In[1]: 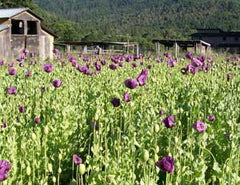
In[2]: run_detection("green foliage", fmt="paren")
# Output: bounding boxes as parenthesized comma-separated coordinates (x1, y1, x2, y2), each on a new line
(0, 0, 32, 7)
(33, 0, 240, 38)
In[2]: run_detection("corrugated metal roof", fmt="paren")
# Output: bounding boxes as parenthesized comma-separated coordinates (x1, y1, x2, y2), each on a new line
(0, 7, 29, 18)
(0, 25, 9, 32)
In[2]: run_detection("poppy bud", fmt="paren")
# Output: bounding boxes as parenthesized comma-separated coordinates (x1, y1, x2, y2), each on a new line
(154, 124, 160, 133)
(31, 133, 37, 140)
(58, 153, 63, 160)
(79, 164, 86, 175)
(44, 127, 49, 135)
(52, 176, 56, 183)
(48, 163, 53, 173)
(26, 166, 31, 176)
(143, 149, 149, 162)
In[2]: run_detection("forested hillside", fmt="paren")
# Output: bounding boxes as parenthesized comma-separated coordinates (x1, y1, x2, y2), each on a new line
(34, 0, 240, 49)
(1, 0, 240, 50)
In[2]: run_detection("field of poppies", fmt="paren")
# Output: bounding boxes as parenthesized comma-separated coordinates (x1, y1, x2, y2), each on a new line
(0, 49, 240, 185)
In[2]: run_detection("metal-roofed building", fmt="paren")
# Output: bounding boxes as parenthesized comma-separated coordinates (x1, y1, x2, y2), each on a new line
(191, 29, 240, 53)
(0, 7, 57, 59)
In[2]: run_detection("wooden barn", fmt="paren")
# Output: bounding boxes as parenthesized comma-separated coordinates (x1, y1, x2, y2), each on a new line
(191, 29, 240, 53)
(0, 7, 57, 60)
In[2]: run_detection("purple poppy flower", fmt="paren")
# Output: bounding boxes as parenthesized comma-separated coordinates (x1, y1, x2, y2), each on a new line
(167, 59, 174, 67)
(29, 61, 35, 65)
(156, 58, 163, 63)
(137, 69, 148, 86)
(111, 98, 120, 107)
(85, 70, 91, 75)
(8, 62, 14, 67)
(16, 57, 23, 63)
(164, 52, 170, 58)
(139, 53, 144, 59)
(185, 52, 193, 60)
(197, 56, 206, 63)
(25, 71, 32, 77)
(181, 67, 188, 75)
(21, 55, 27, 60)
(162, 115, 175, 128)
(8, 68, 17, 75)
(227, 73, 234, 82)
(55, 55, 61, 61)
(186, 64, 198, 74)
(156, 156, 175, 173)
(208, 115, 215, 122)
(0, 159, 11, 181)
(109, 64, 117, 70)
(22, 48, 29, 54)
(140, 61, 144, 65)
(118, 62, 124, 67)
(73, 154, 82, 165)
(71, 60, 77, 67)
(94, 62, 101, 71)
(0, 61, 4, 66)
(123, 92, 131, 102)
(30, 52, 35, 58)
(101, 60, 106, 66)
(132, 63, 138, 68)
(19, 62, 24, 67)
(53, 48, 59, 54)
(192, 120, 207, 133)
(52, 79, 62, 88)
(34, 117, 40, 124)
(68, 57, 76, 63)
(43, 64, 54, 73)
(40, 86, 45, 93)
(19, 105, 25, 113)
(124, 79, 139, 89)
(191, 58, 203, 68)
(80, 66, 89, 74)
(159, 109, 164, 116)
(2, 122, 7, 128)
(134, 55, 140, 61)
(125, 55, 133, 62)
(83, 56, 90, 62)
(207, 56, 213, 62)
(7, 86, 17, 95)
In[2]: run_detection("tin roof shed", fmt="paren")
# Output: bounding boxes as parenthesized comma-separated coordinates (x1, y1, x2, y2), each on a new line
(0, 7, 43, 20)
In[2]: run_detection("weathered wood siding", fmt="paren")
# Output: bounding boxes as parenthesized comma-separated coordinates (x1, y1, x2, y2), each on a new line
(11, 12, 40, 58)
(12, 12, 40, 22)
(0, 29, 11, 59)
(40, 30, 54, 60)
(11, 35, 25, 58)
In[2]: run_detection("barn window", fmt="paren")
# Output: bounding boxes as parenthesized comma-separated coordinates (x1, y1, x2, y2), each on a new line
(223, 37, 226, 41)
(11, 20, 24, 34)
(27, 21, 38, 35)
(235, 37, 239, 41)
